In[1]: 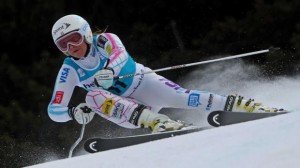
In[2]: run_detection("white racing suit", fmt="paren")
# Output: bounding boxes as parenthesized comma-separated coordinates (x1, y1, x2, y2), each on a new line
(48, 33, 228, 128)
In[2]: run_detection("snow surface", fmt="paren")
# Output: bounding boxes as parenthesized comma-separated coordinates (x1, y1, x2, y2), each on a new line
(27, 61, 300, 168)
(27, 111, 300, 168)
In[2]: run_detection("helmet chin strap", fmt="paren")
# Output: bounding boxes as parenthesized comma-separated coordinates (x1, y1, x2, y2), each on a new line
(83, 43, 90, 58)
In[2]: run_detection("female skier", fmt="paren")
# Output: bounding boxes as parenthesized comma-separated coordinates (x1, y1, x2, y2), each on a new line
(48, 14, 283, 133)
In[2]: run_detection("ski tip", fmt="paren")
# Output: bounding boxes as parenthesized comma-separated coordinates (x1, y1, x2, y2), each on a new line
(268, 46, 280, 52)
(84, 139, 100, 153)
(207, 111, 222, 127)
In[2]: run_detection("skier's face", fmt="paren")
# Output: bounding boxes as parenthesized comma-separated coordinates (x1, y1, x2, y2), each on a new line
(68, 42, 88, 58)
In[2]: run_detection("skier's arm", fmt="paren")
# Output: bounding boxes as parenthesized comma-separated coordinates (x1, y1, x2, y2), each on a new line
(47, 65, 79, 122)
(96, 33, 127, 75)
(94, 33, 133, 89)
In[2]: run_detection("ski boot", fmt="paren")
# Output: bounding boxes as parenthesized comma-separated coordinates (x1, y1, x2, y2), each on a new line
(225, 94, 286, 113)
(151, 119, 185, 133)
(136, 108, 184, 133)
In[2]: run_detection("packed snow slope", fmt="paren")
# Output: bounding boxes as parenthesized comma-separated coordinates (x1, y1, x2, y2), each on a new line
(27, 110, 300, 168)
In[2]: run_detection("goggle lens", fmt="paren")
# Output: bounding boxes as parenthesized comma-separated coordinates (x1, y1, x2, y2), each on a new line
(55, 32, 83, 52)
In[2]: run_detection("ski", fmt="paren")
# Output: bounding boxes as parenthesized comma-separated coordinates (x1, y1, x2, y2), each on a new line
(84, 110, 289, 153)
(207, 110, 289, 127)
(84, 126, 207, 153)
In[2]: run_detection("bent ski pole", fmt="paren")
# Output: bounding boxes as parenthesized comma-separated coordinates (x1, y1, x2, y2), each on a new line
(114, 47, 279, 80)
(68, 124, 86, 158)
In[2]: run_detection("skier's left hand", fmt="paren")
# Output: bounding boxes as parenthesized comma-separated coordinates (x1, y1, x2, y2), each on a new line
(94, 68, 114, 89)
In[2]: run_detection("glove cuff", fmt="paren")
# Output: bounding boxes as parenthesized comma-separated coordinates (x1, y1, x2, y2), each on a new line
(106, 67, 115, 75)
(68, 106, 76, 119)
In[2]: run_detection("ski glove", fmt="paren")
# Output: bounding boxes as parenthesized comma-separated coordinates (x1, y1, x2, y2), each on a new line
(69, 103, 95, 124)
(94, 68, 114, 89)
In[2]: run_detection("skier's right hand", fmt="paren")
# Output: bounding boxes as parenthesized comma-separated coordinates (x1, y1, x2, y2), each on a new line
(69, 103, 96, 124)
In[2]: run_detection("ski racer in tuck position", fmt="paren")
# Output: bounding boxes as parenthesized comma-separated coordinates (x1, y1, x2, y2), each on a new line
(48, 14, 285, 133)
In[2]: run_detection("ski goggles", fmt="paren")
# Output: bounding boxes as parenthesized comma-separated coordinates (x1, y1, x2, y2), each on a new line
(55, 31, 84, 52)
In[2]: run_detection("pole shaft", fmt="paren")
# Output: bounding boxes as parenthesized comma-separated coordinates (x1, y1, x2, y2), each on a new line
(68, 124, 86, 158)
(116, 48, 271, 79)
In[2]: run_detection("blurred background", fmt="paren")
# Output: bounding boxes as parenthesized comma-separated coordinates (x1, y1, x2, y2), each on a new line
(1, 0, 300, 167)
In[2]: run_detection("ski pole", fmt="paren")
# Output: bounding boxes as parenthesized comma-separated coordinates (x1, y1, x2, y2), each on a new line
(68, 124, 86, 158)
(114, 47, 279, 80)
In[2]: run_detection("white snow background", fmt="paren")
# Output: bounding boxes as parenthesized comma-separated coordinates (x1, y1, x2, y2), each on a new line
(27, 60, 300, 168)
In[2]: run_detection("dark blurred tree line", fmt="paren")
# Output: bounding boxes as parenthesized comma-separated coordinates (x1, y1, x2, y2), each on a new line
(0, 0, 300, 167)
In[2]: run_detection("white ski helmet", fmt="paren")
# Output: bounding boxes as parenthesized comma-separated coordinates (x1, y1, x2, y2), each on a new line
(51, 14, 93, 54)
